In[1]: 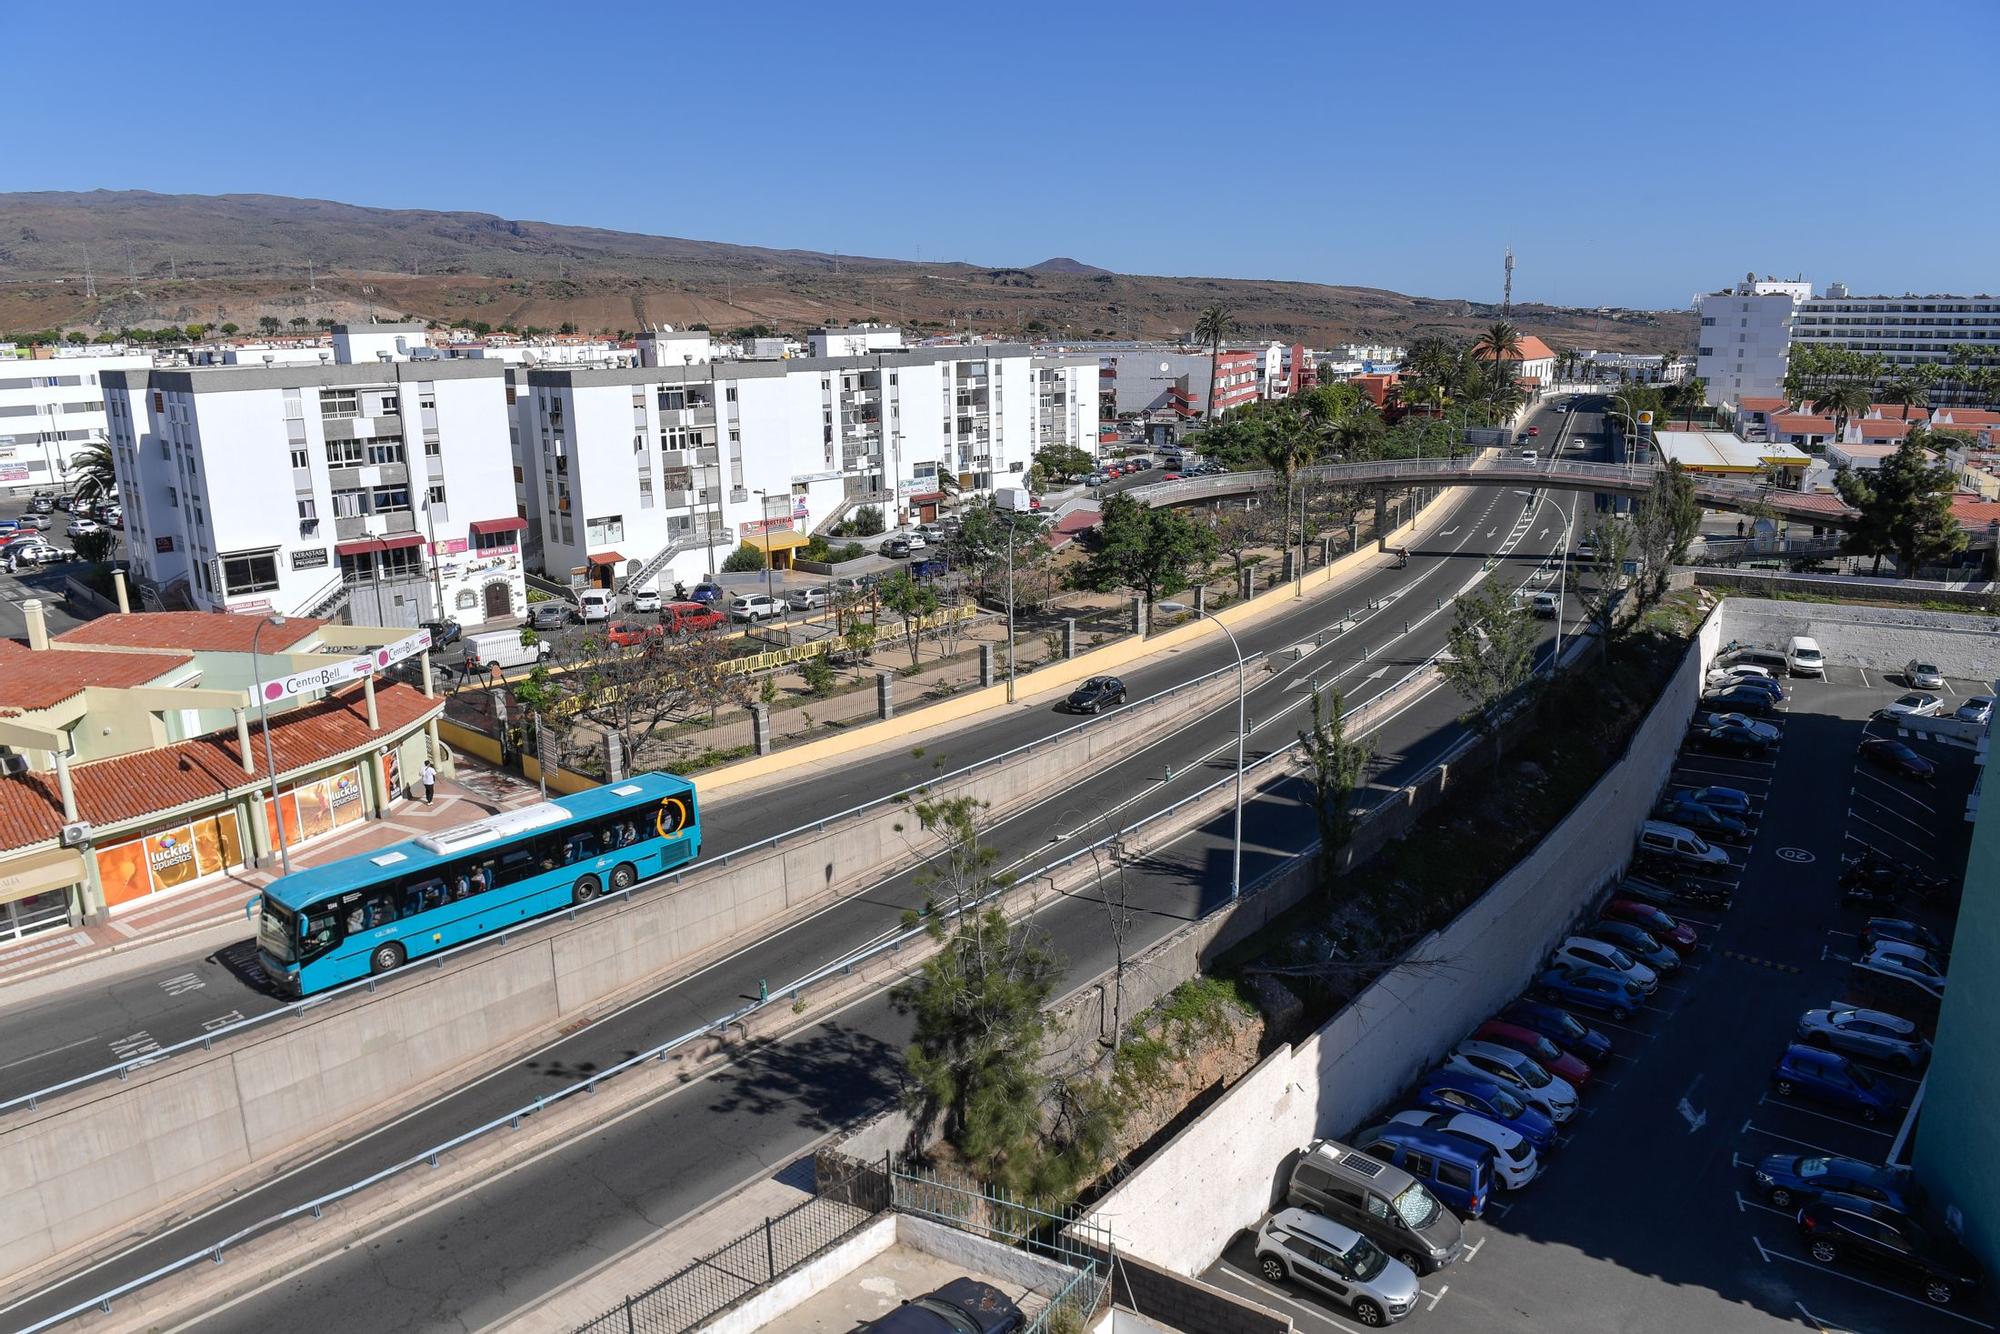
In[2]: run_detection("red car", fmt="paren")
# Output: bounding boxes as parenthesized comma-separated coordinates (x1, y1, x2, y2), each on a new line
(1526, 426, 1541, 437)
(662, 601, 724, 634)
(1602, 899, 1700, 955)
(1163, 471, 1182, 481)
(1472, 1020, 1594, 1088)
(605, 619, 664, 648)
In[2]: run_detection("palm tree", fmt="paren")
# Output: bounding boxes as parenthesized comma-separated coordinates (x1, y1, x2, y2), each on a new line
(1256, 412, 1318, 565)
(69, 441, 118, 500)
(1192, 304, 1234, 421)
(1814, 381, 1871, 445)
(1882, 371, 1930, 422)
(1472, 321, 1523, 418)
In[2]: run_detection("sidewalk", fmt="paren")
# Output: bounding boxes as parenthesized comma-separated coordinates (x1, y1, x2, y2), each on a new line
(0, 765, 544, 991)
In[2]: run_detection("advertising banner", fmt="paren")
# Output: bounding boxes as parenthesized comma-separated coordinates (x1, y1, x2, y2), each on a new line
(96, 810, 245, 908)
(252, 629, 433, 704)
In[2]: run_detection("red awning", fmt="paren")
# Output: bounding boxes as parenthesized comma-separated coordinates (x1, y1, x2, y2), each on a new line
(469, 516, 529, 537)
(334, 538, 383, 557)
(586, 550, 625, 566)
(909, 491, 945, 504)
(379, 533, 426, 552)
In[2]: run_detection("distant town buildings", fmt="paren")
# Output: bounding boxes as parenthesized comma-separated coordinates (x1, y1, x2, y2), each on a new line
(0, 343, 152, 493)
(1472, 333, 1557, 388)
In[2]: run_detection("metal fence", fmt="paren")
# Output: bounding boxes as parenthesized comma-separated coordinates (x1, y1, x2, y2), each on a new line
(574, 1193, 881, 1334)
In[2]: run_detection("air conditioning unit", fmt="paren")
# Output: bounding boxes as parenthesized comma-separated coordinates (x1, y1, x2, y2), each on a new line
(0, 754, 28, 776)
(60, 821, 93, 848)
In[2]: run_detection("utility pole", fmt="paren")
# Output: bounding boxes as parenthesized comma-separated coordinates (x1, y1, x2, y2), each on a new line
(1503, 246, 1514, 317)
(80, 244, 96, 300)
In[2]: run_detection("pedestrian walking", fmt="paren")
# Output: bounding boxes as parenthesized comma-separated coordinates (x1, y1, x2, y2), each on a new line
(420, 759, 437, 805)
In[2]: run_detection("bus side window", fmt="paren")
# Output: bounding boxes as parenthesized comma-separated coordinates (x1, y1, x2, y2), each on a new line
(498, 847, 538, 887)
(469, 861, 493, 895)
(365, 888, 399, 929)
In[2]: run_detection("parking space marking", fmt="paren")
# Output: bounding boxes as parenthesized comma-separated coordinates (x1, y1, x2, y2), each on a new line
(1460, 1237, 1486, 1263)
(1742, 1120, 1851, 1157)
(1820, 945, 1852, 964)
(1588, 1016, 1658, 1039)
(1722, 949, 1804, 974)
(1846, 811, 1935, 861)
(1795, 1301, 1851, 1334)
(1857, 772, 1938, 815)
(1756, 1095, 1894, 1137)
(1851, 794, 1933, 835)
(1857, 667, 1871, 688)
(1602, 1050, 1640, 1063)
(1422, 1285, 1449, 1310)
(1753, 1237, 1997, 1329)
(1735, 1190, 1794, 1219)
(1209, 1266, 1370, 1334)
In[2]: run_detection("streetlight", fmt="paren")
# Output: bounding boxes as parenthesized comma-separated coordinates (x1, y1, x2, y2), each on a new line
(1157, 600, 1244, 900)
(251, 614, 294, 875)
(752, 487, 778, 605)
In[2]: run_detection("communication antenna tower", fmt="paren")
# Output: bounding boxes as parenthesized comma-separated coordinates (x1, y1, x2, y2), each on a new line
(1503, 247, 1514, 316)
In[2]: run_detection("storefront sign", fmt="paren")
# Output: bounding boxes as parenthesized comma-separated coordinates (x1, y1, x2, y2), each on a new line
(431, 537, 468, 556)
(252, 628, 433, 704)
(264, 764, 369, 847)
(96, 811, 244, 908)
(0, 465, 28, 484)
(742, 516, 796, 536)
(291, 547, 329, 571)
(155, 536, 176, 553)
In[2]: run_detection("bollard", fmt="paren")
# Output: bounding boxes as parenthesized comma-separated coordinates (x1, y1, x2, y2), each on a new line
(1164, 764, 1174, 782)
(979, 642, 995, 687)
(758, 978, 769, 1002)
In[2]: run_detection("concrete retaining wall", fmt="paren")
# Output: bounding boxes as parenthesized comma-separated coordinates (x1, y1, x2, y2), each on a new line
(0, 668, 1245, 1284)
(1695, 569, 1998, 610)
(1716, 596, 2000, 679)
(1072, 612, 1719, 1275)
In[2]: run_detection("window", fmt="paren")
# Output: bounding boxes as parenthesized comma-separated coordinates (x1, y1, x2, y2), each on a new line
(331, 488, 365, 518)
(725, 387, 738, 402)
(1295, 1164, 1335, 1192)
(512, 465, 524, 484)
(290, 446, 311, 469)
(220, 548, 281, 595)
(366, 438, 406, 466)
(370, 485, 410, 514)
(424, 436, 441, 457)
(427, 483, 447, 505)
(1438, 1162, 1473, 1191)
(321, 389, 359, 420)
(297, 498, 318, 521)
(586, 513, 624, 546)
(379, 545, 423, 579)
(166, 486, 178, 508)
(326, 439, 366, 467)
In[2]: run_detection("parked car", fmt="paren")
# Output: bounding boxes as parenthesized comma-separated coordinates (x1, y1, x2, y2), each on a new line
(859, 1277, 1025, 1334)
(1529, 591, 1559, 619)
(1497, 998, 1613, 1064)
(1796, 1195, 1980, 1305)
(3, 540, 68, 571)
(882, 537, 913, 558)
(1412, 1073, 1557, 1151)
(728, 594, 783, 623)
(908, 558, 950, 580)
(1859, 941, 1947, 997)
(1063, 676, 1127, 714)
(605, 619, 663, 648)
(1904, 660, 1946, 690)
(1471, 1020, 1593, 1087)
(461, 629, 553, 675)
(1859, 737, 1936, 781)
(1786, 636, 1825, 677)
(64, 517, 102, 538)
(1882, 693, 1944, 720)
(1771, 1044, 1905, 1122)
(420, 618, 463, 650)
(626, 586, 661, 614)
(786, 585, 831, 612)
(1701, 685, 1777, 716)
(1636, 820, 1732, 875)
(1440, 1041, 1578, 1122)
(1955, 696, 1993, 725)
(528, 601, 571, 631)
(576, 588, 615, 623)
(1797, 1006, 1931, 1070)
(1599, 899, 1699, 955)
(1706, 671, 1784, 702)
(1581, 920, 1680, 974)
(1755, 1154, 1922, 1212)
(18, 511, 51, 531)
(830, 574, 876, 596)
(1687, 716, 1778, 757)
(902, 531, 929, 551)
(1355, 1123, 1496, 1219)
(1652, 794, 1749, 839)
(1551, 935, 1659, 992)
(1253, 1208, 1420, 1326)
(1676, 784, 1753, 817)
(1383, 1109, 1539, 1190)
(1707, 663, 1775, 687)
(661, 601, 725, 634)
(688, 580, 724, 604)
(1286, 1139, 1465, 1275)
(30, 496, 53, 514)
(1533, 964, 1645, 1021)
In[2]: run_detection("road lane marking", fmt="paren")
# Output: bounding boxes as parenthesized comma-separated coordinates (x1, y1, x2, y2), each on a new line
(1741, 1120, 1850, 1157)
(1761, 1241, 1996, 1328)
(0, 1033, 100, 1072)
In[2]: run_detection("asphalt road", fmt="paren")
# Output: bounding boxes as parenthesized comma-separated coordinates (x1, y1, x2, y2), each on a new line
(0, 398, 1604, 1331)
(1202, 662, 1982, 1334)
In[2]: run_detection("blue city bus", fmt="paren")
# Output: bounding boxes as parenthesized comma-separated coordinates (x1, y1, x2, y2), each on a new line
(253, 772, 699, 996)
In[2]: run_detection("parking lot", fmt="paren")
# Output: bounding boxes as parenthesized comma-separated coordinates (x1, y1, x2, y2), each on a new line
(1202, 659, 1985, 1333)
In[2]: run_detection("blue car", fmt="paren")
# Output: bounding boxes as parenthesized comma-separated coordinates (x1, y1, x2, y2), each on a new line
(1771, 1044, 1905, 1124)
(1413, 1072, 1558, 1151)
(1535, 964, 1645, 1021)
(688, 581, 723, 604)
(1753, 1153, 1924, 1212)
(1681, 785, 1753, 817)
(1498, 998, 1613, 1064)
(1653, 795, 1750, 840)
(1584, 921, 1681, 973)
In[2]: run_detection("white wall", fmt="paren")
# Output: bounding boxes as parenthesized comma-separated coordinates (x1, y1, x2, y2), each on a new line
(1698, 291, 1800, 407)
(0, 350, 151, 492)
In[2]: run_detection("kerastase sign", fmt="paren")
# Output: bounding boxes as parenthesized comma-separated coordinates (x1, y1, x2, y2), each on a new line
(253, 628, 432, 704)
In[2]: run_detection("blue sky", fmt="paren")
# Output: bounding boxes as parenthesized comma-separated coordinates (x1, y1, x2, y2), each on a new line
(5, 1, 1995, 309)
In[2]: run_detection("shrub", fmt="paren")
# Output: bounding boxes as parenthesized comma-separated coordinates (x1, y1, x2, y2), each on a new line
(721, 542, 764, 573)
(800, 655, 837, 697)
(851, 505, 886, 537)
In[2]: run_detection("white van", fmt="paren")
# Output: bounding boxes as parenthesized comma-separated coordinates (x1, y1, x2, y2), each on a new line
(576, 588, 614, 623)
(463, 629, 553, 675)
(1786, 636, 1824, 678)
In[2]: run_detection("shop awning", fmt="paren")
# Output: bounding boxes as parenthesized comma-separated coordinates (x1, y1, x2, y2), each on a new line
(378, 533, 425, 552)
(909, 491, 945, 504)
(469, 516, 529, 537)
(0, 846, 85, 906)
(334, 538, 384, 557)
(586, 551, 625, 567)
(744, 530, 809, 553)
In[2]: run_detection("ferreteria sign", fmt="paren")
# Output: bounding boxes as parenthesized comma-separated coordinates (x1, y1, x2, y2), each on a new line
(253, 629, 432, 705)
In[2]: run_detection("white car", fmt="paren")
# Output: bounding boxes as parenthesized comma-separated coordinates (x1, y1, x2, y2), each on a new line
(1707, 664, 1774, 688)
(1904, 660, 1945, 690)
(727, 594, 783, 622)
(1441, 1041, 1578, 1122)
(901, 531, 928, 551)
(1386, 1109, 1539, 1189)
(1551, 936, 1659, 993)
(785, 585, 830, 611)
(1860, 941, 1946, 997)
(627, 587, 661, 614)
(65, 518, 101, 538)
(1955, 696, 1993, 725)
(1882, 693, 1944, 719)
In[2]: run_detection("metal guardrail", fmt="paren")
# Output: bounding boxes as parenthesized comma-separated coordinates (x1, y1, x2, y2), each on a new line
(0, 650, 1258, 1119)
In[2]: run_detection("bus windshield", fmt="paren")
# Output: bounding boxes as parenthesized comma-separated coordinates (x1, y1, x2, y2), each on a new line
(258, 899, 298, 963)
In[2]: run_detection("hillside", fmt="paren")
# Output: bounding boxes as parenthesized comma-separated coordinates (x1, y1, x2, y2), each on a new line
(0, 190, 1692, 353)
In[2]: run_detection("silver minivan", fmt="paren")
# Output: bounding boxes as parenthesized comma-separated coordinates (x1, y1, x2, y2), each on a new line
(1255, 1208, 1419, 1326)
(1286, 1139, 1465, 1274)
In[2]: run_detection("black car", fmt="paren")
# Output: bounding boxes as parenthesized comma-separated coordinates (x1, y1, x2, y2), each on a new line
(528, 601, 571, 631)
(1064, 675, 1127, 714)
(1861, 917, 1947, 958)
(1497, 998, 1613, 1064)
(1688, 719, 1777, 756)
(860, 1279, 1025, 1334)
(1619, 872, 1733, 912)
(1797, 1194, 1981, 1305)
(883, 537, 913, 558)
(1756, 1153, 1922, 1211)
(1860, 738, 1936, 782)
(1701, 686, 1776, 716)
(422, 618, 462, 650)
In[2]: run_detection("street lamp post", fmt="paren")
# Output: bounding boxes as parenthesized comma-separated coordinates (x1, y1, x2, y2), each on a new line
(752, 488, 776, 604)
(1003, 510, 1018, 703)
(251, 614, 294, 875)
(1158, 599, 1244, 900)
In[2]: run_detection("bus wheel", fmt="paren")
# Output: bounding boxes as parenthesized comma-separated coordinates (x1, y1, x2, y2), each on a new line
(370, 942, 406, 975)
(573, 874, 601, 905)
(610, 863, 637, 893)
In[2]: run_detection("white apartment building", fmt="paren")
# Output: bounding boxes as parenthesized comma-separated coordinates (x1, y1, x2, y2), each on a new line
(103, 324, 526, 628)
(1695, 275, 1813, 406)
(1791, 286, 2000, 375)
(0, 345, 153, 494)
(515, 334, 1096, 595)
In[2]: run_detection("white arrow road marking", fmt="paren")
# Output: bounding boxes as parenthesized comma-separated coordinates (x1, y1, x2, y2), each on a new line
(1365, 667, 1387, 681)
(1678, 1098, 1708, 1132)
(1440, 526, 1458, 536)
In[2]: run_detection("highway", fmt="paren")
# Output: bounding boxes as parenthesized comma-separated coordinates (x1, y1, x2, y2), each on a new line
(0, 397, 1612, 1332)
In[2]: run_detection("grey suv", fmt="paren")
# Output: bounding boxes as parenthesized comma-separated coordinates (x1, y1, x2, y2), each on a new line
(1287, 1138, 1464, 1274)
(1255, 1208, 1418, 1326)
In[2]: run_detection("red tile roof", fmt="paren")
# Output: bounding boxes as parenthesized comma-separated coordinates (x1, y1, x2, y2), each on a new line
(1738, 396, 1790, 413)
(59, 611, 323, 654)
(1784, 491, 1859, 517)
(0, 640, 195, 715)
(1855, 418, 1914, 440)
(0, 681, 441, 854)
(1472, 335, 1556, 363)
(1771, 413, 1836, 434)
(1936, 409, 2000, 428)
(1951, 498, 2000, 526)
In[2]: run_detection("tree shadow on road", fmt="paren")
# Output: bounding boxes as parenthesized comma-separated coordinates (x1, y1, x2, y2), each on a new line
(702, 1020, 903, 1132)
